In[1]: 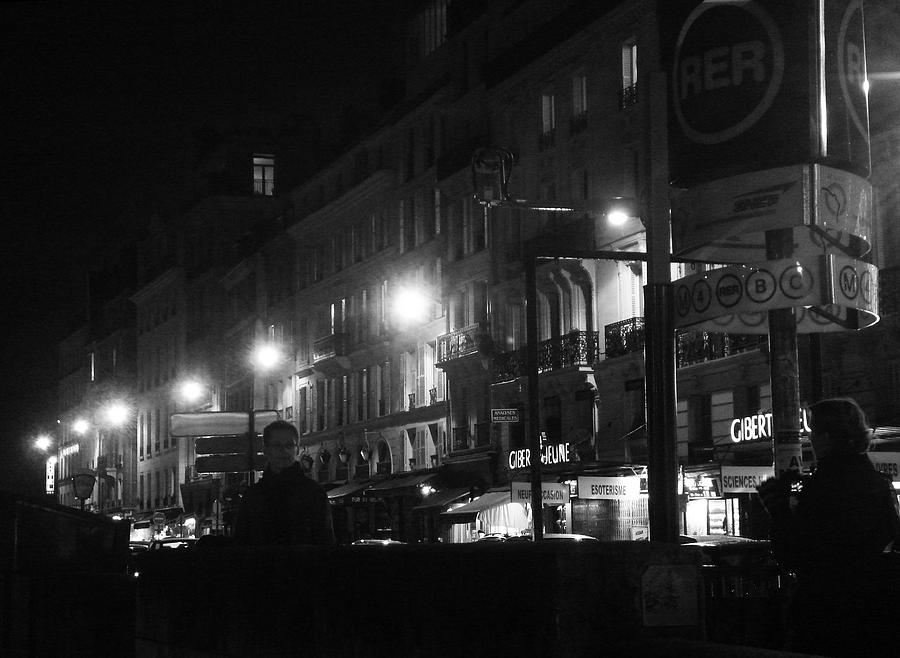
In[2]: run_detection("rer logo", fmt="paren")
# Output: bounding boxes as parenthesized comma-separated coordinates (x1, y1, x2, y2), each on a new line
(673, 0, 785, 145)
(837, 0, 868, 143)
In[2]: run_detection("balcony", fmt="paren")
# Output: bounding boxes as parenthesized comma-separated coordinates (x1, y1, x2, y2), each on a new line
(677, 330, 766, 367)
(436, 323, 485, 365)
(604, 317, 645, 359)
(619, 83, 638, 109)
(493, 330, 601, 383)
(313, 333, 350, 374)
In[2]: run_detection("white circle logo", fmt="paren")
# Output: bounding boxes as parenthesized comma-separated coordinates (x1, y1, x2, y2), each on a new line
(673, 1, 785, 145)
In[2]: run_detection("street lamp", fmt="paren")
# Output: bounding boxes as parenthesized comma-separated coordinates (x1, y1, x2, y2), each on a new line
(471, 79, 678, 543)
(71, 472, 96, 511)
(34, 434, 53, 452)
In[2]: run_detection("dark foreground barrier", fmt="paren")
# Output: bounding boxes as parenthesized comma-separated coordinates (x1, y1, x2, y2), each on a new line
(0, 491, 133, 657)
(135, 541, 707, 658)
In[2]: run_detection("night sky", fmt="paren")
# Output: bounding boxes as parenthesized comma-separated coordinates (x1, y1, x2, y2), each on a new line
(0, 0, 401, 495)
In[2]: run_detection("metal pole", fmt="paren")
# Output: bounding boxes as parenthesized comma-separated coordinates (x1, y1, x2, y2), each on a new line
(644, 284, 679, 542)
(767, 229, 803, 476)
(525, 247, 544, 540)
(645, 71, 679, 543)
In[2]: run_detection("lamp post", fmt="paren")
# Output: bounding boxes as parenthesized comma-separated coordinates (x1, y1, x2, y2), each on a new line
(473, 74, 678, 542)
(249, 342, 282, 482)
(72, 472, 96, 511)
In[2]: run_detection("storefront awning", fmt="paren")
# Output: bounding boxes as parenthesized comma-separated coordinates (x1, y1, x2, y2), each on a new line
(411, 487, 470, 513)
(327, 480, 373, 504)
(365, 472, 439, 497)
(439, 491, 511, 524)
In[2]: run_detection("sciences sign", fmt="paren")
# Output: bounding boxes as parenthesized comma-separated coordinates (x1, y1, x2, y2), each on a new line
(662, 0, 870, 188)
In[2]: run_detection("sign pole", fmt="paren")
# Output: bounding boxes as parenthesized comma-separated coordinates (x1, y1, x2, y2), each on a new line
(766, 228, 803, 476)
(525, 247, 544, 541)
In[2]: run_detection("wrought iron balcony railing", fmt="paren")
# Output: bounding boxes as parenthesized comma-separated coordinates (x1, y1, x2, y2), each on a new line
(313, 333, 348, 363)
(493, 330, 601, 382)
(677, 330, 766, 367)
(437, 323, 484, 364)
(604, 317, 645, 358)
(619, 83, 638, 109)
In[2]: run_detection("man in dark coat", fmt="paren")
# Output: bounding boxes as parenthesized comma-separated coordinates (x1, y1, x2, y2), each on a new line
(758, 397, 900, 656)
(234, 420, 335, 546)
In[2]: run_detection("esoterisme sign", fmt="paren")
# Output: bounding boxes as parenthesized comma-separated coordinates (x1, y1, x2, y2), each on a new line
(577, 476, 642, 499)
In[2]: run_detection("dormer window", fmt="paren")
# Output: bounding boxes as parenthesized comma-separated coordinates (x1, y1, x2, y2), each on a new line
(253, 154, 275, 195)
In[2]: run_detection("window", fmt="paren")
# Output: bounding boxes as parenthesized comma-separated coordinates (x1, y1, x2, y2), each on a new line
(253, 155, 275, 196)
(572, 74, 587, 116)
(540, 92, 556, 148)
(620, 39, 638, 108)
(408, 0, 448, 61)
(571, 73, 588, 135)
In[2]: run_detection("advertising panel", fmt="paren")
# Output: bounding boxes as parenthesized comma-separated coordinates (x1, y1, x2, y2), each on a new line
(867, 452, 900, 483)
(577, 476, 642, 499)
(672, 255, 878, 333)
(662, 0, 870, 186)
(721, 466, 775, 493)
(510, 482, 570, 506)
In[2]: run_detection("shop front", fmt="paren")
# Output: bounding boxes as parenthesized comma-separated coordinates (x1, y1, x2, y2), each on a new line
(438, 490, 530, 542)
(363, 471, 442, 542)
(327, 479, 379, 544)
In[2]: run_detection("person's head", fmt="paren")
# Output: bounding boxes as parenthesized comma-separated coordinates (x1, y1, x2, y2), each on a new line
(808, 397, 872, 459)
(262, 420, 300, 473)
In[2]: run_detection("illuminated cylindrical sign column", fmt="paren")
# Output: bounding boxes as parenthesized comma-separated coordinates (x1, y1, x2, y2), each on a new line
(663, 0, 873, 479)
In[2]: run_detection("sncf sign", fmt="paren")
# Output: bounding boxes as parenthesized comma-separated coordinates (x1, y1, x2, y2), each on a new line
(673, 1, 784, 146)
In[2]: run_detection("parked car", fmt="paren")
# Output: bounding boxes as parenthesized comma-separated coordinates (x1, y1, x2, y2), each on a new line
(148, 537, 198, 551)
(679, 534, 773, 567)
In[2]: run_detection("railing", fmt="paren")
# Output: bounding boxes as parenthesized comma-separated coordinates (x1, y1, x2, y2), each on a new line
(437, 323, 484, 364)
(677, 331, 766, 367)
(604, 317, 645, 358)
(493, 330, 601, 383)
(619, 83, 638, 109)
(253, 179, 275, 196)
(313, 333, 347, 363)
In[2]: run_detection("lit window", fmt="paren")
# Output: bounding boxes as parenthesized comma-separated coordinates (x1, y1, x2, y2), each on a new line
(622, 40, 637, 89)
(620, 39, 638, 109)
(541, 93, 556, 134)
(572, 74, 587, 117)
(253, 155, 275, 196)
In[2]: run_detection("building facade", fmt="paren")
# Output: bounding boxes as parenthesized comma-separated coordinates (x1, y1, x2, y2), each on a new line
(53, 0, 900, 545)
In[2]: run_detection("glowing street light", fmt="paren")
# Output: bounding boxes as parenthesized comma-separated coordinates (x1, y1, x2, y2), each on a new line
(103, 402, 130, 427)
(392, 286, 438, 326)
(73, 418, 90, 435)
(252, 343, 282, 371)
(179, 380, 206, 405)
(34, 434, 53, 452)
